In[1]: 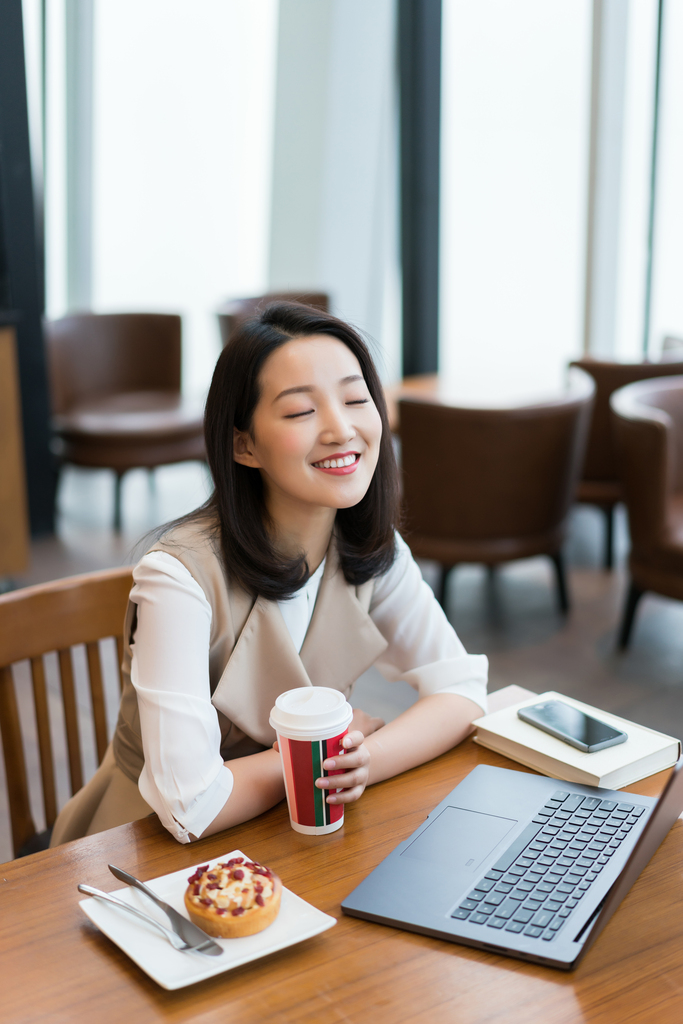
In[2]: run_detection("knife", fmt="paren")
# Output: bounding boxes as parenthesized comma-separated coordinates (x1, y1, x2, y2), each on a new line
(107, 864, 223, 956)
(79, 884, 208, 952)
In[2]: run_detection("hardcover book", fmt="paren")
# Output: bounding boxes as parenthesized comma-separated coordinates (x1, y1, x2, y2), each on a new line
(473, 691, 681, 789)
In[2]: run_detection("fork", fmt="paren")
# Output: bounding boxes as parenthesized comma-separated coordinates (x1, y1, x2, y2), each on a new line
(79, 884, 209, 953)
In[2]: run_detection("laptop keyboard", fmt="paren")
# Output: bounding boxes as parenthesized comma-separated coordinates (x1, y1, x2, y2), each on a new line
(451, 789, 645, 942)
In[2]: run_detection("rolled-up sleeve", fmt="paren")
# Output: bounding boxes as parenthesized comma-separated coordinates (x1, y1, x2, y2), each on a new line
(130, 551, 234, 843)
(370, 534, 488, 714)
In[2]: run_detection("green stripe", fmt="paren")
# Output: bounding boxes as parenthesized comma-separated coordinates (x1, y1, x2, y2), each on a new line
(312, 740, 324, 827)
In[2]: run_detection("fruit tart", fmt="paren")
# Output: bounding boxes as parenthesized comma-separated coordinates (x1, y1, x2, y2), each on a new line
(184, 857, 282, 938)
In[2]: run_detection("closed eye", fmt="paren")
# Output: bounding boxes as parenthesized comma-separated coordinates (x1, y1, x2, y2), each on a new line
(284, 409, 314, 419)
(346, 399, 369, 405)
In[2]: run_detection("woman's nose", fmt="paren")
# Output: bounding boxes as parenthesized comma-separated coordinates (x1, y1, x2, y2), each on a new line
(319, 402, 355, 444)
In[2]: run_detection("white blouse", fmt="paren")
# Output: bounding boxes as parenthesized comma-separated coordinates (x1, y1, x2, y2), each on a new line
(276, 556, 326, 653)
(130, 534, 488, 843)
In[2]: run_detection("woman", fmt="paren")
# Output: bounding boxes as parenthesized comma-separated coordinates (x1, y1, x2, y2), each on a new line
(51, 303, 487, 846)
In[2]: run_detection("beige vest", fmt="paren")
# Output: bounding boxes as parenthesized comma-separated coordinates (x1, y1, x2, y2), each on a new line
(112, 518, 389, 783)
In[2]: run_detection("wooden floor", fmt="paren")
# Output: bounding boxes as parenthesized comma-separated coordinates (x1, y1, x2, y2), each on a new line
(2, 463, 683, 862)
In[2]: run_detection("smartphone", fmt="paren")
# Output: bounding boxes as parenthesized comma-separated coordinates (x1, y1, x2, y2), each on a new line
(517, 699, 627, 753)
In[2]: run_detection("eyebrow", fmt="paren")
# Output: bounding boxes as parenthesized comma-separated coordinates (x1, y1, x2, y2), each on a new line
(274, 374, 363, 402)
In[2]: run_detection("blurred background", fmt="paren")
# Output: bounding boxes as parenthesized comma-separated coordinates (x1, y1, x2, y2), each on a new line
(3, 0, 683, 861)
(23, 0, 683, 404)
(9, 0, 681, 568)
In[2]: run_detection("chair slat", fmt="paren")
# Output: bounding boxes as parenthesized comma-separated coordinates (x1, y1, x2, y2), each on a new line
(0, 665, 36, 857)
(0, 569, 133, 667)
(58, 649, 83, 795)
(86, 641, 109, 764)
(116, 635, 124, 694)
(31, 656, 58, 828)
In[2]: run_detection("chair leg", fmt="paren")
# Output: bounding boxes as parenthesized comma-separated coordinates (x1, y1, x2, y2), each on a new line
(113, 472, 124, 532)
(603, 505, 615, 570)
(550, 552, 569, 614)
(618, 581, 644, 650)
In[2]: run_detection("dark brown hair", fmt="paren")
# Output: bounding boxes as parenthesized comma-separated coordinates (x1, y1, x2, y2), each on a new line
(188, 302, 399, 599)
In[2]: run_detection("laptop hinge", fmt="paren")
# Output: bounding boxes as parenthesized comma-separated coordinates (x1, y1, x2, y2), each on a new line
(573, 893, 608, 943)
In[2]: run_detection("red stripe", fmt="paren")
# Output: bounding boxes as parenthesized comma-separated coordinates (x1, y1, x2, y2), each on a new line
(289, 739, 317, 826)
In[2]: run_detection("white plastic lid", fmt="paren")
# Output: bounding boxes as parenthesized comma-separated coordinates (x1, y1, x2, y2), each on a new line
(269, 686, 353, 739)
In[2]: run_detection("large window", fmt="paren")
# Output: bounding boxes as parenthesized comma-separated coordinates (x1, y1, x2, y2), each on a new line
(440, 0, 592, 402)
(650, 0, 683, 354)
(42, 0, 278, 397)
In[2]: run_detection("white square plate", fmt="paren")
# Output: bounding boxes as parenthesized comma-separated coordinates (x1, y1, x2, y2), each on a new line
(79, 849, 336, 990)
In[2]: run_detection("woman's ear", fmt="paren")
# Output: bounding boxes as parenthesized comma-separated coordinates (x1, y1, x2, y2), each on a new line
(233, 428, 262, 468)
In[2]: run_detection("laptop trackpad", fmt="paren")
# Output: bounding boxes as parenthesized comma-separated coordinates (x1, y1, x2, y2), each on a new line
(400, 806, 517, 872)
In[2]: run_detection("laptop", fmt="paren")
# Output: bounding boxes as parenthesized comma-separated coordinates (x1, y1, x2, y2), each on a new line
(341, 759, 683, 970)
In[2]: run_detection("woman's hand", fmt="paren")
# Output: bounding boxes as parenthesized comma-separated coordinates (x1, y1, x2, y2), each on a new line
(316, 729, 371, 805)
(351, 707, 385, 737)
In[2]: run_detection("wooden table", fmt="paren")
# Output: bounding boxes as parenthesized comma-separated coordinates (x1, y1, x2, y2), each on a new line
(384, 374, 580, 434)
(2, 739, 682, 1024)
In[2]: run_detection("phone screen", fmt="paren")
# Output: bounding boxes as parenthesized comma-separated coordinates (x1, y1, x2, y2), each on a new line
(518, 700, 627, 752)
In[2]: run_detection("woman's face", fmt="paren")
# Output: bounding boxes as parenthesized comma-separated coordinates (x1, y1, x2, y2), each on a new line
(233, 334, 382, 516)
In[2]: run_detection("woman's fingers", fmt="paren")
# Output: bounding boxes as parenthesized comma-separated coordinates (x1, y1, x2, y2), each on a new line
(316, 764, 367, 790)
(342, 729, 365, 751)
(325, 783, 365, 804)
(315, 731, 371, 804)
(322, 735, 368, 773)
(318, 769, 367, 803)
(317, 737, 370, 804)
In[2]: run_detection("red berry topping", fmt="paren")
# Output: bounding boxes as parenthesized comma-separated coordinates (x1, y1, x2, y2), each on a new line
(193, 885, 201, 896)
(197, 865, 209, 873)
(206, 883, 220, 890)
(207, 873, 216, 880)
(200, 898, 213, 906)
(254, 883, 263, 894)
(255, 895, 265, 907)
(216, 908, 227, 915)
(231, 907, 245, 916)
(232, 868, 244, 881)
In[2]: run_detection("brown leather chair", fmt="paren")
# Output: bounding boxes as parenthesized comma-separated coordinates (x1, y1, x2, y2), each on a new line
(610, 376, 683, 648)
(45, 313, 205, 530)
(569, 357, 683, 568)
(399, 369, 594, 612)
(216, 292, 329, 348)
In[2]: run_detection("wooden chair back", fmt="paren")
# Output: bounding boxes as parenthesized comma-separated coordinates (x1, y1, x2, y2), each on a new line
(0, 568, 133, 857)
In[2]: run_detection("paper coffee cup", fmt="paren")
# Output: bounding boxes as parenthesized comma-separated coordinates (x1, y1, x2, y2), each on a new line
(270, 687, 353, 835)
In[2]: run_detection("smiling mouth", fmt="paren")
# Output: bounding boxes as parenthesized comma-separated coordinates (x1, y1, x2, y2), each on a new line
(312, 453, 360, 474)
